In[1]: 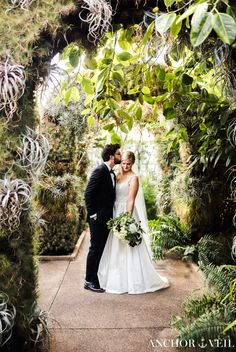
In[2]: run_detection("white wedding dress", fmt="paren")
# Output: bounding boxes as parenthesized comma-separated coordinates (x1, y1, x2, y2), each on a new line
(98, 177, 170, 294)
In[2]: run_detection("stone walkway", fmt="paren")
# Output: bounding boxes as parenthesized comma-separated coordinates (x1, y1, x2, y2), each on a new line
(39, 232, 204, 352)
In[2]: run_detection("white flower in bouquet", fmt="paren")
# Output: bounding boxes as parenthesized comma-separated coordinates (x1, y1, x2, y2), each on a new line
(129, 223, 137, 233)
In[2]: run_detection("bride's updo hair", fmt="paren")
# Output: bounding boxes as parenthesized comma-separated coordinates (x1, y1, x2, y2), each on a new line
(122, 151, 135, 164)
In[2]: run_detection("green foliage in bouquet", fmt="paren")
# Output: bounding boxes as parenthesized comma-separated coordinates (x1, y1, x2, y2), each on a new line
(107, 212, 143, 247)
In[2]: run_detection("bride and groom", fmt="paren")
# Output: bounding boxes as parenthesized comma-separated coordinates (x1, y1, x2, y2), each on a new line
(84, 143, 169, 294)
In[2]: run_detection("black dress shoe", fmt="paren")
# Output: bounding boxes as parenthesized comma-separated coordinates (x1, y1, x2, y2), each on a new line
(84, 281, 105, 293)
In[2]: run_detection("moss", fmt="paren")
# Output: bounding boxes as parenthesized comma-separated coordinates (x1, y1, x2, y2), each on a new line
(0, 0, 76, 66)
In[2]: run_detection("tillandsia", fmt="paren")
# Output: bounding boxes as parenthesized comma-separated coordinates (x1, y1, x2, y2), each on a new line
(18, 127, 50, 177)
(79, 0, 113, 42)
(0, 177, 31, 232)
(9, 0, 35, 10)
(0, 293, 16, 347)
(38, 63, 66, 97)
(227, 119, 236, 148)
(0, 58, 26, 121)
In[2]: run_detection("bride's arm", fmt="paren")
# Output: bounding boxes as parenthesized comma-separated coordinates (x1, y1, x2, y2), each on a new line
(126, 176, 139, 214)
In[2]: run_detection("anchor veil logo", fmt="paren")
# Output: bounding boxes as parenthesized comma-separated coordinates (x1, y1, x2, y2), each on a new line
(149, 338, 235, 348)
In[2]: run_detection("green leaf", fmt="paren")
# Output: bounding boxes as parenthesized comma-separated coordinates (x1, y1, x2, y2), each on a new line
(163, 107, 176, 120)
(176, 4, 199, 24)
(81, 77, 94, 94)
(155, 13, 177, 34)
(111, 71, 124, 85)
(142, 86, 151, 95)
(190, 3, 213, 46)
(64, 88, 72, 105)
(110, 132, 122, 144)
(179, 128, 188, 141)
(87, 115, 95, 128)
(164, 0, 175, 7)
(127, 86, 140, 94)
(135, 106, 142, 120)
(118, 30, 131, 50)
(117, 52, 132, 61)
(126, 115, 133, 130)
(117, 109, 131, 120)
(69, 48, 80, 68)
(81, 108, 91, 116)
(191, 2, 208, 29)
(212, 13, 236, 44)
(171, 16, 182, 37)
(70, 87, 80, 101)
(156, 65, 166, 81)
(142, 21, 155, 46)
(83, 56, 97, 69)
(120, 124, 129, 133)
(103, 123, 115, 131)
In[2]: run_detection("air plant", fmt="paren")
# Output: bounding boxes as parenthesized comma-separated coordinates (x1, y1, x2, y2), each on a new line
(0, 58, 26, 121)
(0, 177, 31, 232)
(227, 119, 236, 148)
(28, 302, 49, 346)
(18, 127, 50, 177)
(9, 0, 35, 10)
(38, 63, 67, 98)
(79, 0, 113, 42)
(0, 292, 16, 347)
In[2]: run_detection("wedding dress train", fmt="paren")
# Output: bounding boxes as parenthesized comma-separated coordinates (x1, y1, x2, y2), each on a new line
(98, 178, 170, 294)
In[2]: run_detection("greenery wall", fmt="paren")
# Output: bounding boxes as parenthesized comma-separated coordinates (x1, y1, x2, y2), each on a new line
(1, 0, 236, 349)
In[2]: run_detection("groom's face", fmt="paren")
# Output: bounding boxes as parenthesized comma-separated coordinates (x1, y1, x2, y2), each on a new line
(114, 149, 121, 164)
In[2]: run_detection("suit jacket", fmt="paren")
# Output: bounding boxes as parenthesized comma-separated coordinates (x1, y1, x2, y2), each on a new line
(85, 163, 116, 223)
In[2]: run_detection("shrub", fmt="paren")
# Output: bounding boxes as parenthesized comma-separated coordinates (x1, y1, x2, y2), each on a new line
(141, 176, 158, 220)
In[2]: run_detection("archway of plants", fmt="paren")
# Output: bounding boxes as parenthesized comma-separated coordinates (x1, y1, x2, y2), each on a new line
(0, 1, 236, 350)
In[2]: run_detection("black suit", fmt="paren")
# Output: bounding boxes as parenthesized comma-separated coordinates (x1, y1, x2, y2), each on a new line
(84, 163, 116, 284)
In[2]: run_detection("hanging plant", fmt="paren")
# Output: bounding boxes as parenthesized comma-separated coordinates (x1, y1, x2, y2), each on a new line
(0, 292, 16, 347)
(8, 0, 35, 10)
(0, 58, 26, 121)
(0, 177, 31, 232)
(18, 127, 50, 177)
(79, 0, 113, 42)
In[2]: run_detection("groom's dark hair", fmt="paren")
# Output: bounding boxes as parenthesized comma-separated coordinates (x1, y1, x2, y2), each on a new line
(102, 144, 120, 161)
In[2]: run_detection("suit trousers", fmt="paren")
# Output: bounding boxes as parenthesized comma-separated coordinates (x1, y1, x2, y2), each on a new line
(85, 218, 110, 284)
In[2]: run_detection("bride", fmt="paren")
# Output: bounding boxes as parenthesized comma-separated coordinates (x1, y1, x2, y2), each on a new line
(98, 151, 169, 294)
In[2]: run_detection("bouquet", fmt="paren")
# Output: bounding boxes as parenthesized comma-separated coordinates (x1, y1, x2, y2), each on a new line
(107, 212, 143, 247)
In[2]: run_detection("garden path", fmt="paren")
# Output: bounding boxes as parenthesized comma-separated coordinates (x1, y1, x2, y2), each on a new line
(39, 232, 204, 352)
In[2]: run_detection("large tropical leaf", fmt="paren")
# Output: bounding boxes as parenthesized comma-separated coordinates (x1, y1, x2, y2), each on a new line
(155, 13, 176, 34)
(190, 11, 213, 46)
(212, 13, 236, 44)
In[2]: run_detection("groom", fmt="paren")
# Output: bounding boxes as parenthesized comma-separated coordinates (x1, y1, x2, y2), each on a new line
(84, 144, 121, 292)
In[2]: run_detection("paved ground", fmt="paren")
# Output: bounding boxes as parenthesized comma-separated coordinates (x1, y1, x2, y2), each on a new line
(38, 232, 204, 352)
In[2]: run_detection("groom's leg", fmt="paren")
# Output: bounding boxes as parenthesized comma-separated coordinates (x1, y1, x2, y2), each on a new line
(85, 219, 109, 284)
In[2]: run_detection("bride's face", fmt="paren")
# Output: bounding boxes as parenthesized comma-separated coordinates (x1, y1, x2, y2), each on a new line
(121, 158, 133, 173)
